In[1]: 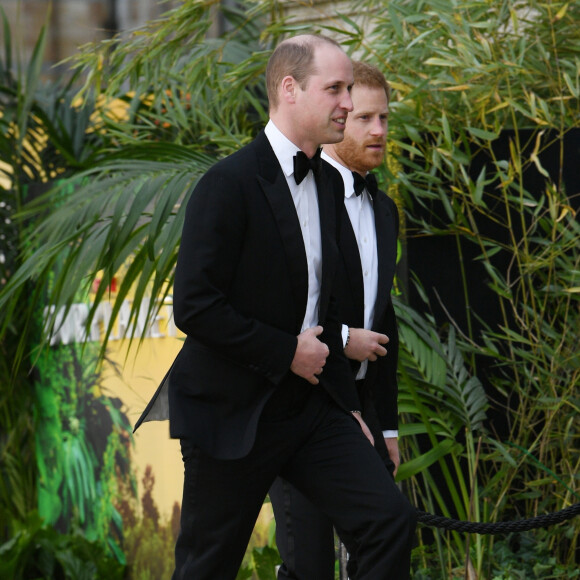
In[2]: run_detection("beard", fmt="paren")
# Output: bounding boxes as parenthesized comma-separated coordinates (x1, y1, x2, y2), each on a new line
(333, 135, 385, 174)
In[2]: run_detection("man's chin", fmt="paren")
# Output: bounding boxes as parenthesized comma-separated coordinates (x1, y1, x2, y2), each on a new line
(326, 130, 347, 144)
(365, 153, 384, 169)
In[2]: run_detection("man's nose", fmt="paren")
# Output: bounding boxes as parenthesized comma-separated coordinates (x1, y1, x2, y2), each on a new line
(370, 118, 386, 136)
(341, 90, 353, 112)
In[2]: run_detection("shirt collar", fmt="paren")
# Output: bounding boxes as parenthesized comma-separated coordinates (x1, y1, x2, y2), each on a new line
(321, 149, 358, 199)
(265, 120, 301, 180)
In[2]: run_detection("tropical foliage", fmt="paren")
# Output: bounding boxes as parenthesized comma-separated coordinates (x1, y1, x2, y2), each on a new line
(0, 5, 107, 545)
(0, 0, 579, 578)
(33, 343, 133, 561)
(0, 512, 125, 580)
(0, 5, 134, 572)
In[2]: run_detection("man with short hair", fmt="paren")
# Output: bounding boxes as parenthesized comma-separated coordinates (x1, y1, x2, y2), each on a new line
(271, 60, 411, 579)
(135, 39, 415, 580)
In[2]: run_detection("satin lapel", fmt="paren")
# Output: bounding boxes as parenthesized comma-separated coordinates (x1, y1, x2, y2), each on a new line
(373, 192, 397, 326)
(315, 165, 341, 321)
(256, 135, 308, 331)
(339, 208, 365, 327)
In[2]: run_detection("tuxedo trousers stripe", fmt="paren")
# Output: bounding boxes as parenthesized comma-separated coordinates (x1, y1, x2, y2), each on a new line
(270, 477, 335, 580)
(173, 388, 415, 580)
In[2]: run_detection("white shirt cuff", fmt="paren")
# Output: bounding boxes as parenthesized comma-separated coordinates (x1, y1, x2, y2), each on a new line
(341, 324, 349, 348)
(382, 430, 398, 439)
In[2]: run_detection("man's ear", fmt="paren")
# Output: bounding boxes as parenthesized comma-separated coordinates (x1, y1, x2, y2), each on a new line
(280, 75, 297, 104)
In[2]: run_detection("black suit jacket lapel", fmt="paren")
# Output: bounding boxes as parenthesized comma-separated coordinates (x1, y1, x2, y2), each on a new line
(373, 192, 397, 327)
(316, 164, 341, 324)
(255, 132, 309, 331)
(339, 206, 365, 328)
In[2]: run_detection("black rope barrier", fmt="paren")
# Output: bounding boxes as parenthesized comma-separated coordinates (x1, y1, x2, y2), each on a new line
(338, 503, 580, 578)
(415, 502, 580, 535)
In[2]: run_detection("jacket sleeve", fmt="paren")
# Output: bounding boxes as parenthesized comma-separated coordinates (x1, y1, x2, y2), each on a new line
(373, 297, 399, 430)
(373, 194, 400, 431)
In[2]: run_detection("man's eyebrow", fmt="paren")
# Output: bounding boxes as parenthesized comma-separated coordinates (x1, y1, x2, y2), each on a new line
(356, 109, 386, 115)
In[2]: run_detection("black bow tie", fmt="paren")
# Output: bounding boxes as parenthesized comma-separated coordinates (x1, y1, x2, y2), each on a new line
(352, 171, 378, 197)
(294, 149, 322, 184)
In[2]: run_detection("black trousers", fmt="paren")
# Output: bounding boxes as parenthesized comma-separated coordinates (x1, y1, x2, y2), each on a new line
(173, 387, 416, 579)
(270, 477, 336, 579)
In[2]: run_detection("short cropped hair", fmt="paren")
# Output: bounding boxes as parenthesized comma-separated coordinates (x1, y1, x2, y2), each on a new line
(266, 34, 342, 110)
(352, 61, 391, 103)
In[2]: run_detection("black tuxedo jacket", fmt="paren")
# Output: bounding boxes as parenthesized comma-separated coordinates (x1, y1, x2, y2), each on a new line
(334, 188, 400, 441)
(134, 130, 359, 459)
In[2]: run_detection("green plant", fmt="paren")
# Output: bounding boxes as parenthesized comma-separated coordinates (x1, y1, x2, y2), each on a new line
(0, 6, 101, 544)
(490, 531, 580, 579)
(349, 1, 579, 576)
(0, 0, 271, 361)
(33, 343, 133, 561)
(0, 3, 127, 553)
(0, 512, 126, 580)
(394, 294, 489, 576)
(236, 513, 281, 580)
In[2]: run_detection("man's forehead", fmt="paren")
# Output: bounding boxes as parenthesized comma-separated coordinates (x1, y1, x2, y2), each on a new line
(313, 43, 350, 64)
(307, 44, 353, 84)
(352, 85, 389, 104)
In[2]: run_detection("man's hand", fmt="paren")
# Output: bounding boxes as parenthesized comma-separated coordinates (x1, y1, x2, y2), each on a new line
(290, 326, 329, 385)
(384, 437, 400, 477)
(344, 328, 389, 362)
(352, 411, 375, 446)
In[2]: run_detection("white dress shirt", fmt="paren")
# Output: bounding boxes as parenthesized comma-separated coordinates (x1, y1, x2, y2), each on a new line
(322, 151, 397, 439)
(265, 121, 322, 332)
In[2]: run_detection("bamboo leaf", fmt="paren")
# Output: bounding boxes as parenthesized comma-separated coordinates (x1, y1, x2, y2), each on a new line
(466, 127, 498, 141)
(397, 440, 459, 481)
